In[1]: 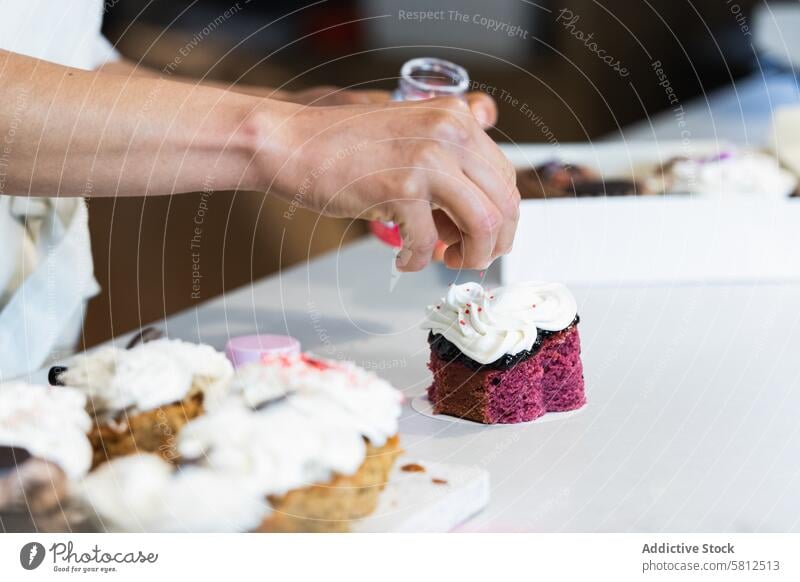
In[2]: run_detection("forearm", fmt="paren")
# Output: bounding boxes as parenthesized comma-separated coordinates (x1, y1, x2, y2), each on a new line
(0, 50, 292, 197)
(97, 58, 292, 101)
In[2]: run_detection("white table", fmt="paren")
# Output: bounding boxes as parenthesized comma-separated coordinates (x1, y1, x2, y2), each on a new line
(149, 237, 800, 532)
(82, 70, 800, 532)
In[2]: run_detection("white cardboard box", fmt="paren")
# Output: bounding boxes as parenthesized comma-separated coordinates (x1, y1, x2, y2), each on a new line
(499, 142, 800, 285)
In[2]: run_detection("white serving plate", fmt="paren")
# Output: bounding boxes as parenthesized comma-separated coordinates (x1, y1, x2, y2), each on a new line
(499, 142, 800, 285)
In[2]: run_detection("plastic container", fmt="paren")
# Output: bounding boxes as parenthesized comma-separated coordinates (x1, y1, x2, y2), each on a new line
(224, 334, 301, 368)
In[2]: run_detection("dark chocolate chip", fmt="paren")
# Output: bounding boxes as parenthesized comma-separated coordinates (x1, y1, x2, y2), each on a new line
(125, 326, 164, 349)
(48, 366, 68, 386)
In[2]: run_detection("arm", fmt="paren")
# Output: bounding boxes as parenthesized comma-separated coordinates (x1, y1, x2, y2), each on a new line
(97, 57, 498, 124)
(0, 49, 275, 197)
(1, 49, 518, 271)
(96, 58, 293, 101)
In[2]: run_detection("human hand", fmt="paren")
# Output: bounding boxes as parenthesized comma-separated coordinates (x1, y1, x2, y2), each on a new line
(253, 97, 518, 272)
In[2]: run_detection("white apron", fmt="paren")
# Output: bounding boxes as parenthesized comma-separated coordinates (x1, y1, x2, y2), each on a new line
(0, 0, 119, 380)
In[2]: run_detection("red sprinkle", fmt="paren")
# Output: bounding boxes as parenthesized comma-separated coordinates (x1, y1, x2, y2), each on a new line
(478, 307, 482, 312)
(532, 304, 537, 308)
(459, 320, 466, 325)
(300, 354, 332, 371)
(465, 309, 470, 314)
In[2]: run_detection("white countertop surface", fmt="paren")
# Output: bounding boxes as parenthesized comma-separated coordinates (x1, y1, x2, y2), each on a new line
(67, 71, 800, 532)
(151, 237, 800, 532)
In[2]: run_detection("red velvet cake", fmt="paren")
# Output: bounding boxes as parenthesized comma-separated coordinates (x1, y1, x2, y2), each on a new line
(423, 282, 585, 424)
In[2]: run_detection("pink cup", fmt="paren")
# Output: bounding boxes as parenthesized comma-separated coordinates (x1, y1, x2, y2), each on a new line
(224, 334, 301, 368)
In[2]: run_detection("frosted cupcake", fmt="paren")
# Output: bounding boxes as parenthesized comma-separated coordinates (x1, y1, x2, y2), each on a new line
(178, 352, 404, 532)
(57, 338, 233, 467)
(423, 282, 585, 424)
(0, 383, 93, 531)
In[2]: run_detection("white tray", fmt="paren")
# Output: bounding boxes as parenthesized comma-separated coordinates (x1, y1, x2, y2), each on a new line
(499, 142, 800, 285)
(354, 456, 489, 533)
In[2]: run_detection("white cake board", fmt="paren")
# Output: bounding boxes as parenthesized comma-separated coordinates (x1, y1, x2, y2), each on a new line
(353, 456, 490, 533)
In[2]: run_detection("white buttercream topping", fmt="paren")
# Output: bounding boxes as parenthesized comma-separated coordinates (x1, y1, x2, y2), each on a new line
(179, 353, 403, 497)
(422, 282, 578, 365)
(179, 400, 367, 497)
(658, 151, 797, 197)
(0, 383, 92, 479)
(61, 339, 233, 414)
(76, 454, 269, 532)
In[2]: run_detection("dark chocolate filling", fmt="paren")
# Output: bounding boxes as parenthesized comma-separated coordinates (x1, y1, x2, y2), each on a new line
(125, 326, 164, 349)
(48, 326, 165, 386)
(427, 315, 579, 371)
(0, 445, 32, 472)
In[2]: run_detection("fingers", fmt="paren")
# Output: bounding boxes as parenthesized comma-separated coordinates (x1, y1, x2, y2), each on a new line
(460, 141, 519, 260)
(428, 163, 500, 270)
(465, 92, 498, 129)
(451, 100, 519, 260)
(432, 209, 460, 246)
(394, 200, 439, 272)
(394, 97, 517, 269)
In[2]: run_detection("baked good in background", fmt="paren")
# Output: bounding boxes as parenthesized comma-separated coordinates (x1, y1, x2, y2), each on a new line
(2, 339, 404, 532)
(517, 160, 648, 199)
(0, 383, 93, 531)
(55, 338, 233, 467)
(646, 151, 799, 197)
(178, 353, 403, 532)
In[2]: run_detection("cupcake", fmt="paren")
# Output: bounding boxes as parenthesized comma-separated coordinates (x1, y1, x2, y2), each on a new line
(0, 382, 93, 531)
(56, 338, 233, 467)
(648, 151, 798, 197)
(422, 282, 585, 424)
(517, 160, 647, 199)
(75, 454, 269, 532)
(178, 352, 404, 532)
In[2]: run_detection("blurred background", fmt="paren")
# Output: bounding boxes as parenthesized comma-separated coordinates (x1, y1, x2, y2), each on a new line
(84, 0, 765, 346)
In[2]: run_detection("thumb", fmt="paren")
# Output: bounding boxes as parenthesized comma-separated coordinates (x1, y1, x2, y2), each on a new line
(465, 92, 499, 129)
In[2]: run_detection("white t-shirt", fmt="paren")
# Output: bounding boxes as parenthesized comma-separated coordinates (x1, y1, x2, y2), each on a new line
(0, 0, 117, 69)
(0, 0, 117, 379)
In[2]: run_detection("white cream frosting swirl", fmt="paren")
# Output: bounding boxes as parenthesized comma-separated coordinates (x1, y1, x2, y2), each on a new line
(422, 282, 578, 364)
(179, 353, 403, 497)
(61, 339, 233, 415)
(76, 454, 269, 532)
(0, 383, 92, 479)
